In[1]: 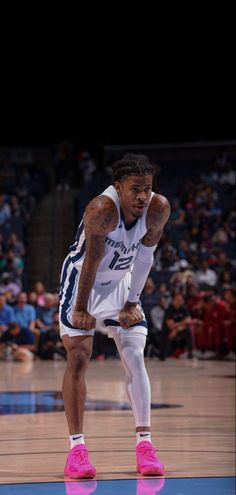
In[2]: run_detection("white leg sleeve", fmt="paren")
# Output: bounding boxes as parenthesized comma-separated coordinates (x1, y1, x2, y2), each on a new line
(113, 333, 151, 427)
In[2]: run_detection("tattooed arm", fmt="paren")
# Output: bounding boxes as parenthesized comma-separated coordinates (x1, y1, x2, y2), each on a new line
(121, 195, 170, 328)
(143, 194, 171, 247)
(72, 196, 118, 330)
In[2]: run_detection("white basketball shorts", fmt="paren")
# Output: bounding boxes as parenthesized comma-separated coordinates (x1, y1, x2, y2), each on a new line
(59, 256, 147, 338)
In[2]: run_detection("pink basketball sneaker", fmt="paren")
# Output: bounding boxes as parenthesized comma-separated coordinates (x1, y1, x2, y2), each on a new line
(136, 441, 165, 476)
(64, 444, 96, 479)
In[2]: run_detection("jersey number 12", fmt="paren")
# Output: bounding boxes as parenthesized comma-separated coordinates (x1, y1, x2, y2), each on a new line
(109, 250, 133, 270)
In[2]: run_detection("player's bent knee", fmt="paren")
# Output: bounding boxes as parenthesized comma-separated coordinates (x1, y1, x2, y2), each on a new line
(63, 335, 93, 370)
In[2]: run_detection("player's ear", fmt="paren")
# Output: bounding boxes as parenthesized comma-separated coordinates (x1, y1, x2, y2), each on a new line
(114, 181, 121, 195)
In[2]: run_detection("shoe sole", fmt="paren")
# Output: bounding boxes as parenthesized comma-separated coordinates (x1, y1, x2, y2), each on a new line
(137, 466, 165, 476)
(64, 469, 96, 479)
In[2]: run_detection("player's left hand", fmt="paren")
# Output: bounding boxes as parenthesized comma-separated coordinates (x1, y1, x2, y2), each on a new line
(119, 303, 143, 329)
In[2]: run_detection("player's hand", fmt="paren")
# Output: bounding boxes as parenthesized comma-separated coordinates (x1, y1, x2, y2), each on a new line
(72, 309, 96, 330)
(119, 303, 143, 329)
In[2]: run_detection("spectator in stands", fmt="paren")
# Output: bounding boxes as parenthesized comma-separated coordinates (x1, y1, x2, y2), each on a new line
(34, 281, 46, 307)
(196, 260, 217, 288)
(160, 292, 193, 360)
(9, 194, 29, 222)
(7, 233, 25, 258)
(0, 321, 35, 361)
(0, 294, 15, 335)
(170, 259, 196, 291)
(3, 250, 24, 280)
(28, 291, 38, 308)
(212, 226, 229, 245)
(222, 289, 236, 354)
(219, 271, 235, 293)
(0, 272, 21, 304)
(200, 293, 229, 356)
(36, 293, 57, 331)
(146, 297, 169, 357)
(78, 151, 97, 185)
(0, 194, 11, 226)
(219, 164, 235, 186)
(169, 199, 185, 225)
(155, 239, 177, 270)
(159, 283, 171, 306)
(140, 277, 158, 331)
(38, 312, 66, 360)
(178, 239, 191, 260)
(14, 292, 36, 332)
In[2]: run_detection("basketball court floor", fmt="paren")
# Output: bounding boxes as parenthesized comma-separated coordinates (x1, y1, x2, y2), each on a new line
(0, 356, 235, 494)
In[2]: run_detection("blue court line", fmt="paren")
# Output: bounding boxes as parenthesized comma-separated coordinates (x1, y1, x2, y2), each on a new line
(0, 477, 234, 495)
(0, 391, 182, 415)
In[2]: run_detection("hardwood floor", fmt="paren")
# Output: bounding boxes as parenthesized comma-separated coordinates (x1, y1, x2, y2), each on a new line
(0, 357, 235, 483)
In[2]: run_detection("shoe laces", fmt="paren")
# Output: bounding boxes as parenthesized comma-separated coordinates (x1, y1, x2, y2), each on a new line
(72, 447, 89, 464)
(139, 444, 158, 461)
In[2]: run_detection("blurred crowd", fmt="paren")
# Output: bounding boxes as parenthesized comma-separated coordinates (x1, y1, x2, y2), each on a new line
(0, 148, 235, 362)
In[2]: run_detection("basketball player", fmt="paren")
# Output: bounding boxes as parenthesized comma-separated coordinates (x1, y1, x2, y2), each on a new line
(59, 154, 170, 478)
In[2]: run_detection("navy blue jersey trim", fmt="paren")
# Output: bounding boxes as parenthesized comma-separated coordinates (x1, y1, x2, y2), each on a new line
(70, 240, 86, 263)
(59, 257, 71, 301)
(104, 318, 147, 328)
(60, 266, 78, 329)
(69, 220, 84, 252)
(120, 208, 138, 231)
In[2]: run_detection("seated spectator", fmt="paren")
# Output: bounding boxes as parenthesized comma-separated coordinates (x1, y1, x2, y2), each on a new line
(169, 199, 186, 225)
(0, 272, 21, 304)
(212, 227, 229, 245)
(34, 281, 46, 307)
(178, 239, 191, 260)
(160, 293, 193, 360)
(140, 277, 158, 330)
(52, 292, 59, 309)
(0, 321, 35, 361)
(170, 259, 196, 291)
(155, 238, 177, 270)
(36, 293, 57, 331)
(0, 194, 11, 226)
(222, 289, 236, 354)
(28, 291, 38, 307)
(146, 297, 169, 357)
(3, 250, 24, 280)
(196, 261, 217, 288)
(159, 283, 171, 306)
(219, 271, 235, 293)
(9, 194, 29, 222)
(7, 233, 25, 258)
(199, 293, 229, 356)
(37, 312, 66, 360)
(0, 294, 15, 335)
(14, 292, 36, 332)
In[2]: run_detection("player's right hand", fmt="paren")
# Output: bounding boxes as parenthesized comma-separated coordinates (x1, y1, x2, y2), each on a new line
(72, 309, 96, 330)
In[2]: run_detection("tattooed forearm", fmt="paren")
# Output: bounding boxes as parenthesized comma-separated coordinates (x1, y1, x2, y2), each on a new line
(143, 194, 170, 247)
(75, 235, 106, 311)
(75, 256, 101, 311)
(75, 196, 118, 311)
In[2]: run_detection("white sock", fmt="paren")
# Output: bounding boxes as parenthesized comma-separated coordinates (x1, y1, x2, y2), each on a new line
(136, 431, 151, 445)
(69, 433, 85, 449)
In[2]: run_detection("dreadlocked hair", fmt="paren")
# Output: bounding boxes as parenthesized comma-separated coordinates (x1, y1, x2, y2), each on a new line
(112, 153, 154, 182)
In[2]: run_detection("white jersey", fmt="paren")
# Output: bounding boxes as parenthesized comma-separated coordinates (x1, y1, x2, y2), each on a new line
(68, 185, 154, 284)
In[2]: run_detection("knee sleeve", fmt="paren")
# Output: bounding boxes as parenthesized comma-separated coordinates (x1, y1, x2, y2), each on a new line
(113, 333, 151, 427)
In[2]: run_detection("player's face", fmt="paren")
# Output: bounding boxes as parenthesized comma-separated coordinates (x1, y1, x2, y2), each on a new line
(115, 175, 153, 220)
